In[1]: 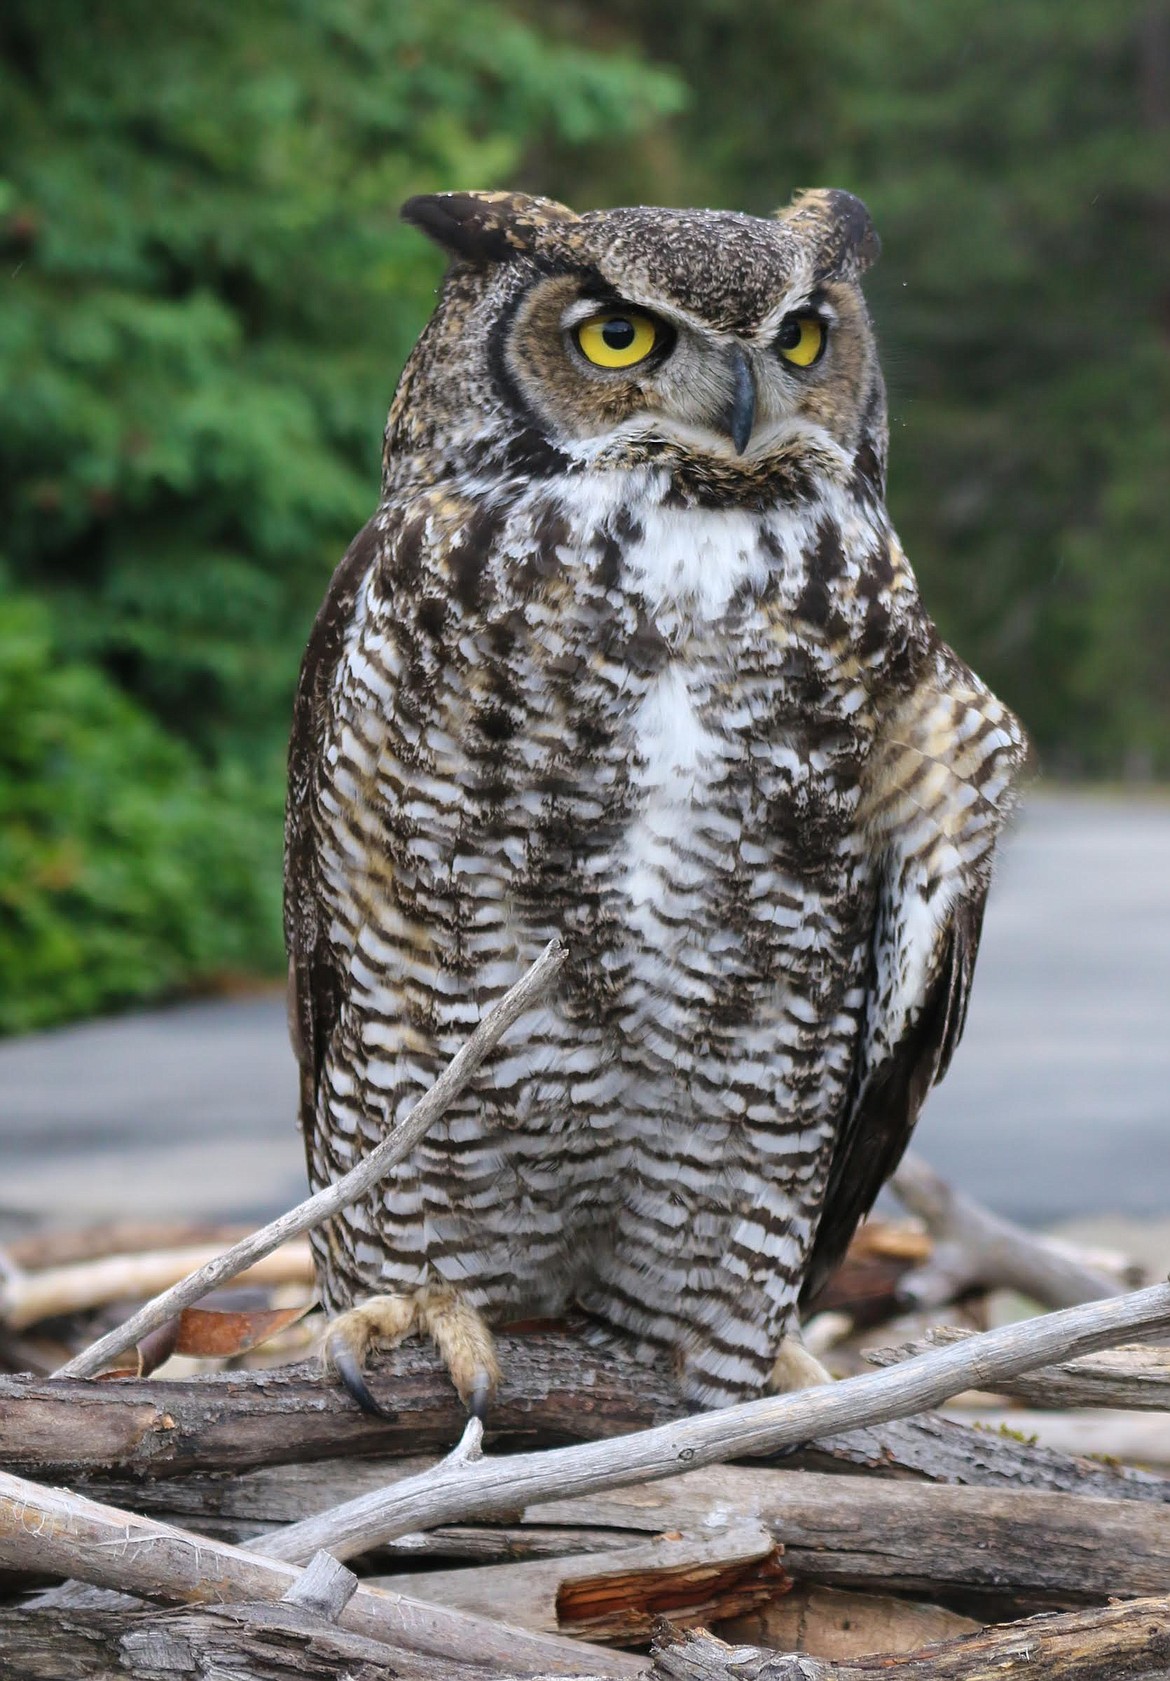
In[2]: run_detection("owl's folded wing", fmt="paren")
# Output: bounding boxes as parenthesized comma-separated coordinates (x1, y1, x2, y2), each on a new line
(284, 519, 382, 1136)
(800, 651, 1028, 1310)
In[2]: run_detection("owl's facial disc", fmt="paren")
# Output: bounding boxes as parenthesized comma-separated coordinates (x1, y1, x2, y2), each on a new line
(503, 273, 846, 465)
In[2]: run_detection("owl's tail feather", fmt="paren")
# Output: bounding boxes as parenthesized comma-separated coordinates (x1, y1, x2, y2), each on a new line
(324, 1288, 500, 1421)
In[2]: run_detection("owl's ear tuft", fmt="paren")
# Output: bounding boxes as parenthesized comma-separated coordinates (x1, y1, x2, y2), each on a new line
(401, 191, 578, 265)
(778, 188, 881, 281)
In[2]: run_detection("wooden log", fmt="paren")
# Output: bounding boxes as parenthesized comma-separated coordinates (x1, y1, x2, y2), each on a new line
(368, 1526, 788, 1645)
(715, 1584, 979, 1659)
(531, 1467, 1170, 1615)
(6, 1332, 1168, 1510)
(0, 1468, 644, 1678)
(246, 1283, 1170, 1566)
(891, 1155, 1126, 1310)
(868, 1327, 1170, 1410)
(651, 1597, 1170, 1679)
(0, 1601, 564, 1680)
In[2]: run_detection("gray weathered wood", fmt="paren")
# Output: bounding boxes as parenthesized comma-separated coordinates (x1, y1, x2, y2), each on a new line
(54, 938, 566, 1380)
(650, 1596, 1170, 1679)
(868, 1327, 1170, 1410)
(891, 1154, 1126, 1310)
(247, 1282, 1170, 1564)
(279, 1548, 357, 1620)
(0, 1601, 560, 1680)
(528, 1467, 1170, 1613)
(0, 1467, 644, 1678)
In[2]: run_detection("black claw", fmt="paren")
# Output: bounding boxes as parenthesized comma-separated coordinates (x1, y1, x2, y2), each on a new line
(466, 1376, 492, 1423)
(329, 1335, 399, 1422)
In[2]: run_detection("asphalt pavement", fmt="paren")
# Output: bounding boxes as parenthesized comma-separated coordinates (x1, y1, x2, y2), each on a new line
(1, 789, 1167, 1240)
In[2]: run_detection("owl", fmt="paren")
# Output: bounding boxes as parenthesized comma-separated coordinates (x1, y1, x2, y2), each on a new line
(285, 189, 1025, 1419)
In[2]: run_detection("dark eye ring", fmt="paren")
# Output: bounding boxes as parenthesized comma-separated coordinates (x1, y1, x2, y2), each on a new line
(775, 314, 827, 368)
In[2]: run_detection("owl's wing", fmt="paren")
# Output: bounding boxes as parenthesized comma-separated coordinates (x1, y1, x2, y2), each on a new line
(800, 653, 1027, 1309)
(284, 519, 381, 1135)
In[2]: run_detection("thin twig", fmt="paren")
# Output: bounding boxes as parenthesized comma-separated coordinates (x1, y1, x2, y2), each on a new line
(54, 940, 567, 1380)
(866, 1326, 1170, 1410)
(250, 1280, 1170, 1564)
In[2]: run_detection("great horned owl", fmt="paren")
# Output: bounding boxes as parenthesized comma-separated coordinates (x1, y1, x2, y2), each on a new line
(285, 189, 1025, 1417)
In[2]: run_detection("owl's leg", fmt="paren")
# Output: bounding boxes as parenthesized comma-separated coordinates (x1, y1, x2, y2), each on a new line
(325, 1287, 500, 1421)
(769, 1331, 832, 1393)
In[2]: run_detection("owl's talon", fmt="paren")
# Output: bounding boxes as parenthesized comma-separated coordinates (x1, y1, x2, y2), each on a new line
(329, 1333, 398, 1421)
(769, 1333, 833, 1394)
(466, 1374, 492, 1424)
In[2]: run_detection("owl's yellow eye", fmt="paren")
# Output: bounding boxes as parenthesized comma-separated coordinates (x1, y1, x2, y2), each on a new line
(575, 310, 659, 369)
(775, 315, 826, 368)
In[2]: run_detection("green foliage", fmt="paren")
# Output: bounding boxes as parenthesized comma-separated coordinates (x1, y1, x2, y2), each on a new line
(0, 586, 282, 1032)
(0, 0, 682, 1029)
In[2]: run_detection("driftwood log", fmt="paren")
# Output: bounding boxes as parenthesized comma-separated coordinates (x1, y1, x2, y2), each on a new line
(654, 1600, 1170, 1680)
(6, 1331, 1169, 1507)
(868, 1326, 1170, 1409)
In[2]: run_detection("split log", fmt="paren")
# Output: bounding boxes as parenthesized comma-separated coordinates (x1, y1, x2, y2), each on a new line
(368, 1467, 1170, 1619)
(4, 1218, 254, 1272)
(0, 1468, 643, 1679)
(54, 938, 566, 1380)
(716, 1584, 979, 1659)
(868, 1327, 1170, 1409)
(891, 1155, 1126, 1310)
(368, 1527, 787, 1646)
(651, 1596, 1170, 1679)
(937, 1407, 1170, 1468)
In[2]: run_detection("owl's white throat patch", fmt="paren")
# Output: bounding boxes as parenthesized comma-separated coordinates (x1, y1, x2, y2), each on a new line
(624, 504, 770, 624)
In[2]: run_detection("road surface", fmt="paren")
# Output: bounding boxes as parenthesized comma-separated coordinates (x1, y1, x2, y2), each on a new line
(1, 790, 1167, 1240)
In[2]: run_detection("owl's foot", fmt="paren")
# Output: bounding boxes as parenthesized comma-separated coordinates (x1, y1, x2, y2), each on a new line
(325, 1287, 500, 1422)
(769, 1332, 832, 1393)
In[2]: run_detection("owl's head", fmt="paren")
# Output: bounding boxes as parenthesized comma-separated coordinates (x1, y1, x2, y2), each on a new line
(392, 190, 886, 507)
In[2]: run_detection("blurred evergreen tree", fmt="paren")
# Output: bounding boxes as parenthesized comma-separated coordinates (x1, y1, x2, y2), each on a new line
(0, 0, 681, 1027)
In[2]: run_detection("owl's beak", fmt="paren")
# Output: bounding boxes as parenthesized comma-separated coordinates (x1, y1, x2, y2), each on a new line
(719, 346, 757, 454)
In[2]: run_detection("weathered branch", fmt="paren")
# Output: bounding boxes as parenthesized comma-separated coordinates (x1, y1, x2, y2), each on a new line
(891, 1154, 1126, 1309)
(246, 1281, 1170, 1564)
(54, 938, 566, 1380)
(0, 1241, 313, 1332)
(0, 1466, 643, 1679)
(651, 1597, 1170, 1680)
(867, 1326, 1170, 1410)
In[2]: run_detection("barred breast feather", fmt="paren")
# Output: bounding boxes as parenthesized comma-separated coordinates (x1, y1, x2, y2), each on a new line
(286, 460, 1025, 1407)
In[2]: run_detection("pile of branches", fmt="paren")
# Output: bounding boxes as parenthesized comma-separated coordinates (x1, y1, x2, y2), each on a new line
(2, 943, 1169, 1680)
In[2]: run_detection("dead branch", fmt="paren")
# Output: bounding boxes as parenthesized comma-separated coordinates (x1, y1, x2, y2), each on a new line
(891, 1154, 1126, 1309)
(0, 1241, 313, 1331)
(0, 1466, 643, 1679)
(246, 1281, 1170, 1564)
(651, 1596, 1170, 1680)
(867, 1326, 1170, 1410)
(0, 1600, 577, 1680)
(54, 937, 566, 1380)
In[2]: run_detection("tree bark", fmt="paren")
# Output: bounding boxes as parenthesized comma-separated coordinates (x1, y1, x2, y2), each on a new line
(868, 1328, 1170, 1410)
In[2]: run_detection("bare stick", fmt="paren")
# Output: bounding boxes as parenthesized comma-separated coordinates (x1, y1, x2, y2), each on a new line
(0, 1466, 644, 1679)
(251, 1281, 1170, 1564)
(54, 939, 566, 1380)
(867, 1327, 1170, 1410)
(891, 1153, 1125, 1309)
(1, 1241, 313, 1331)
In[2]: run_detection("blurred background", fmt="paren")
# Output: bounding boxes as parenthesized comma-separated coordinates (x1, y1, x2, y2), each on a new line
(0, 2, 1167, 1239)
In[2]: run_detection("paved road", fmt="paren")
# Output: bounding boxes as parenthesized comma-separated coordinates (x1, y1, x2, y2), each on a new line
(1, 791, 1167, 1239)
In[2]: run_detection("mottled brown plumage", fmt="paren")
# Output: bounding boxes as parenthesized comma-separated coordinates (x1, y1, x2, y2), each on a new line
(285, 189, 1026, 1413)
